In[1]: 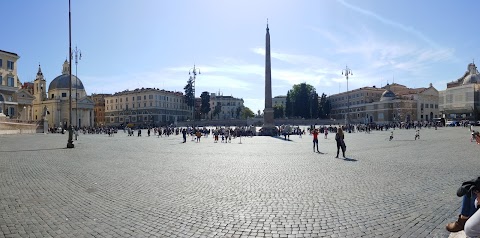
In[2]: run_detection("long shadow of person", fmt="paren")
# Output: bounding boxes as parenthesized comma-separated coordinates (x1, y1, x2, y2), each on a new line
(343, 157, 358, 162)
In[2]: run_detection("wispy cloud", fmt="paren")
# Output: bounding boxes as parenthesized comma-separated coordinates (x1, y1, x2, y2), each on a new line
(335, 0, 439, 48)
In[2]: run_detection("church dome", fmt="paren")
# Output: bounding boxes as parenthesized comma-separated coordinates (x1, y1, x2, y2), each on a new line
(380, 90, 395, 101)
(463, 74, 479, 85)
(48, 74, 84, 91)
(48, 60, 85, 91)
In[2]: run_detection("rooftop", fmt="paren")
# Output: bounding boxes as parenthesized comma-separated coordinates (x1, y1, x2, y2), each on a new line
(0, 49, 19, 57)
(112, 88, 184, 96)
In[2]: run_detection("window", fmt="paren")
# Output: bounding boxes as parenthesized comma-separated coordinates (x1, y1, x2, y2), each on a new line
(7, 61, 14, 70)
(425, 104, 429, 108)
(7, 77, 14, 86)
(51, 94, 54, 98)
(132, 96, 135, 101)
(0, 76, 2, 85)
(150, 102, 152, 106)
(137, 96, 141, 100)
(430, 104, 433, 108)
(115, 99, 118, 102)
(62, 93, 67, 97)
(144, 103, 146, 107)
(9, 107, 14, 117)
(120, 98, 122, 102)
(0, 59, 2, 67)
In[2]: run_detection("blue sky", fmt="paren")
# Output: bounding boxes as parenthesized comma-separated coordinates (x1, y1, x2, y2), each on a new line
(3, 0, 480, 112)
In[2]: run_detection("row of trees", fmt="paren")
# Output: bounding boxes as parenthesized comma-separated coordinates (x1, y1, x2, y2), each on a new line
(186, 78, 330, 121)
(274, 83, 332, 119)
(184, 78, 255, 120)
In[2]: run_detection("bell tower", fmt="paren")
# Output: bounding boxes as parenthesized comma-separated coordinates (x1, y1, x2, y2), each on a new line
(33, 64, 47, 102)
(62, 59, 70, 75)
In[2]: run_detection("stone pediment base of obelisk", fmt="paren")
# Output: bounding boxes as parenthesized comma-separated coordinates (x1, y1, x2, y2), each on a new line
(260, 108, 277, 136)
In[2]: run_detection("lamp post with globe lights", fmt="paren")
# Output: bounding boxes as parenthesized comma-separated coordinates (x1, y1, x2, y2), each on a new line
(72, 46, 81, 140)
(189, 65, 200, 127)
(342, 65, 352, 132)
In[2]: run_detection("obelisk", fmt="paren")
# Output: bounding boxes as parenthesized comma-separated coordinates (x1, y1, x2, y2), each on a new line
(261, 20, 276, 135)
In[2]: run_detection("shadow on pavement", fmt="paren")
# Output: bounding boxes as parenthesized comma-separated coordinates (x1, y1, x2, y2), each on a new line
(343, 157, 358, 162)
(272, 136, 294, 142)
(0, 148, 66, 152)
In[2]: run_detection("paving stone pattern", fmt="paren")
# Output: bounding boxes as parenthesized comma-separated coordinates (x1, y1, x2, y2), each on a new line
(0, 127, 479, 238)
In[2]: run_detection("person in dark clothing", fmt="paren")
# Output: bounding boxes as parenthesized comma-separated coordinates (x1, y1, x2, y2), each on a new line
(182, 128, 187, 143)
(335, 127, 346, 158)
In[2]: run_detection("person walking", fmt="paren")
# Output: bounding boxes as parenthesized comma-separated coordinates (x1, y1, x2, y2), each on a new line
(335, 127, 346, 158)
(312, 129, 319, 153)
(182, 128, 187, 143)
(195, 130, 202, 143)
(415, 129, 420, 140)
(389, 131, 394, 141)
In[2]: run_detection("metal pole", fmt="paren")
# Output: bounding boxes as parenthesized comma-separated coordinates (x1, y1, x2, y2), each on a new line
(67, 0, 74, 148)
(189, 65, 200, 128)
(342, 65, 352, 132)
(73, 46, 81, 140)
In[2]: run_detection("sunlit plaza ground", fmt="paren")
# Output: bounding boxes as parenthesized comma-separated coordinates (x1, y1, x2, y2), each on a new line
(0, 126, 479, 237)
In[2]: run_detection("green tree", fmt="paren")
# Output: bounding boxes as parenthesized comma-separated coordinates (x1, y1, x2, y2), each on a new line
(311, 93, 319, 119)
(200, 91, 211, 119)
(285, 91, 292, 117)
(213, 102, 222, 119)
(184, 76, 194, 108)
(288, 83, 316, 119)
(318, 93, 332, 119)
(273, 105, 284, 119)
(236, 106, 242, 119)
(241, 107, 255, 119)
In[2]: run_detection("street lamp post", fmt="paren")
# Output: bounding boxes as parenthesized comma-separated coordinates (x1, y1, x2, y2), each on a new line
(67, 0, 74, 148)
(73, 46, 81, 140)
(342, 65, 352, 132)
(189, 65, 200, 127)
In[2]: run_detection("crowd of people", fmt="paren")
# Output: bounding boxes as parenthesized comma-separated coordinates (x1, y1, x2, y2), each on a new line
(47, 121, 479, 236)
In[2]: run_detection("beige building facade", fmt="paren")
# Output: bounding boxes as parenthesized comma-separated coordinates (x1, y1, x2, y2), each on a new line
(329, 83, 439, 124)
(0, 49, 34, 120)
(32, 61, 94, 128)
(104, 88, 189, 126)
(208, 93, 244, 120)
(439, 62, 480, 120)
(272, 95, 287, 108)
(329, 86, 385, 123)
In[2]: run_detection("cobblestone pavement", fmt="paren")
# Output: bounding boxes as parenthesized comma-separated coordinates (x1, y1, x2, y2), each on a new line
(0, 127, 479, 238)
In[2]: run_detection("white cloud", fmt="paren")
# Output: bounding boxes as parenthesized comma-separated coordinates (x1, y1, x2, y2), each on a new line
(335, 0, 439, 48)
